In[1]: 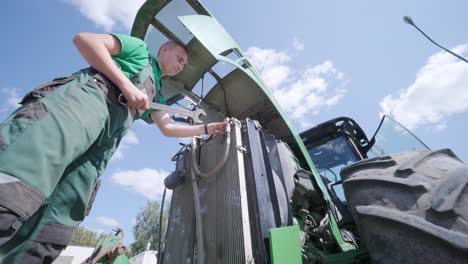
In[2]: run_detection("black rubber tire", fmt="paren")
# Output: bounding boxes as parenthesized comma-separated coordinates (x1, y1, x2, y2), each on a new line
(341, 149, 468, 264)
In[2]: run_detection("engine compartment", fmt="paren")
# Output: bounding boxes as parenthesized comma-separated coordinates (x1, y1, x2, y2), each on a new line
(162, 118, 366, 263)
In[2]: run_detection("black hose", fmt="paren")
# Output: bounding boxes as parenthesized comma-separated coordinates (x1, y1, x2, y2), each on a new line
(191, 120, 232, 178)
(157, 187, 167, 263)
(191, 170, 205, 263)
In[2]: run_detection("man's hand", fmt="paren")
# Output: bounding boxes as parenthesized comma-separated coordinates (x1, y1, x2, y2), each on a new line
(73, 33, 148, 109)
(121, 86, 149, 110)
(152, 111, 229, 138)
(206, 121, 228, 135)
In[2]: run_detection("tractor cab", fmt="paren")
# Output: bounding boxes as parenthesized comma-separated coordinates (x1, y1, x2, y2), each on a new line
(299, 115, 431, 233)
(300, 115, 429, 202)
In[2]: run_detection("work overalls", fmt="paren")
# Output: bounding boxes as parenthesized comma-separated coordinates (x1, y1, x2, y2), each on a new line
(0, 61, 156, 263)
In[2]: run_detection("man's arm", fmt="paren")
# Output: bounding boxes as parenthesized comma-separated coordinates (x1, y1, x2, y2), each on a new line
(73, 32, 149, 110)
(151, 111, 227, 137)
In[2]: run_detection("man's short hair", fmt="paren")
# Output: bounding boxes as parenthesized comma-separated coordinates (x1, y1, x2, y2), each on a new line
(158, 40, 189, 56)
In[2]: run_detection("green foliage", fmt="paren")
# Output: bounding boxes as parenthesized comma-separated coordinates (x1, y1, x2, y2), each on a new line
(130, 200, 169, 256)
(70, 226, 102, 247)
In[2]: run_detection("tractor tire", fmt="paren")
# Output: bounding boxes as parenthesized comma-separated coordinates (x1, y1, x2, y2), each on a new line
(341, 149, 468, 264)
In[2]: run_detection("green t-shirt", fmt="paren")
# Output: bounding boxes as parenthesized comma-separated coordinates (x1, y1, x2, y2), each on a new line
(111, 34, 166, 120)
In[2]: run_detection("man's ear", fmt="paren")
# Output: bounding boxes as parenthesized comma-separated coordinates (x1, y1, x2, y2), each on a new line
(160, 45, 169, 55)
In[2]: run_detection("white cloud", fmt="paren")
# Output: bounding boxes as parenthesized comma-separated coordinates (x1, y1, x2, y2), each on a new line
(246, 46, 347, 128)
(96, 216, 119, 228)
(379, 43, 468, 131)
(246, 47, 290, 70)
(244, 47, 292, 91)
(112, 130, 139, 161)
(111, 168, 170, 200)
(64, 0, 145, 31)
(326, 88, 346, 107)
(261, 65, 291, 91)
(293, 37, 305, 51)
(0, 88, 22, 113)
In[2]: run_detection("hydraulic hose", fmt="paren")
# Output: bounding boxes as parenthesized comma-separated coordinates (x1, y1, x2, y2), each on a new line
(191, 169, 205, 263)
(190, 118, 232, 263)
(191, 119, 232, 178)
(157, 187, 166, 263)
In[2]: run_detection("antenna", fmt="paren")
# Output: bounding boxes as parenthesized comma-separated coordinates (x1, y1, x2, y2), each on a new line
(403, 16, 468, 64)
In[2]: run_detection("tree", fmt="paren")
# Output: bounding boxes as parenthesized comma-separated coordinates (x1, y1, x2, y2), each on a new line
(70, 226, 101, 247)
(130, 200, 169, 256)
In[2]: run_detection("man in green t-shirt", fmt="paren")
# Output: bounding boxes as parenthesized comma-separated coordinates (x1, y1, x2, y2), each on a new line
(0, 32, 226, 263)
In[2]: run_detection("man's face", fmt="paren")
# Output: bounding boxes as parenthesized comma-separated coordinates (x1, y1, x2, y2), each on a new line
(158, 45, 188, 77)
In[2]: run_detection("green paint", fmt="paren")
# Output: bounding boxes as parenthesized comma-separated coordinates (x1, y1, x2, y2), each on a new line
(269, 226, 302, 264)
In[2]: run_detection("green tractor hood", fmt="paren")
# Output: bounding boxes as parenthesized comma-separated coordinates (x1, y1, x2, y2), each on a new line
(131, 0, 313, 173)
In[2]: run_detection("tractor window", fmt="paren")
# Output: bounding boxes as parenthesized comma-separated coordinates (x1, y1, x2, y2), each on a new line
(143, 0, 198, 54)
(367, 115, 429, 158)
(155, 0, 197, 44)
(308, 136, 359, 202)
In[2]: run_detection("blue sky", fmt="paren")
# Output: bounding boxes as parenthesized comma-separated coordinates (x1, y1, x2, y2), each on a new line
(1, 0, 467, 246)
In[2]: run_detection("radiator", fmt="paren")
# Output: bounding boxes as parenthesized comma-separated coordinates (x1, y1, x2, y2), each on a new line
(163, 119, 298, 264)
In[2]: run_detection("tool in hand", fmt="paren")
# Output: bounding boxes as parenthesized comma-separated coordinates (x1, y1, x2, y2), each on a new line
(118, 94, 206, 123)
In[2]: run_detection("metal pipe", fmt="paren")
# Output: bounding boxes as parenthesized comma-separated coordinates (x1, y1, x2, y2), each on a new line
(403, 16, 468, 64)
(191, 137, 205, 263)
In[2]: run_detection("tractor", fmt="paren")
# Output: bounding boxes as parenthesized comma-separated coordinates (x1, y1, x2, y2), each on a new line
(118, 0, 468, 263)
